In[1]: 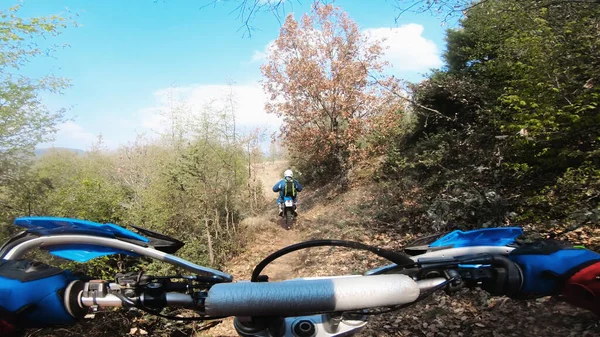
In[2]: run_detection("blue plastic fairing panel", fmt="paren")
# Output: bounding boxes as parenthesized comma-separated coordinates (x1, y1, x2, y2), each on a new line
(12, 217, 148, 262)
(14, 217, 149, 242)
(45, 244, 135, 262)
(429, 227, 523, 248)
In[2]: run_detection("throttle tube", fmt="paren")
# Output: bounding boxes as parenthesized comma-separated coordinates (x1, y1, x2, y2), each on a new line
(204, 274, 419, 317)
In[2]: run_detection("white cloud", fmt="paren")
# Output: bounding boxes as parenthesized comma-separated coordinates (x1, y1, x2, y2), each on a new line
(251, 50, 267, 63)
(51, 121, 101, 149)
(250, 40, 276, 63)
(138, 83, 281, 134)
(41, 84, 279, 151)
(364, 24, 443, 72)
(252, 23, 442, 74)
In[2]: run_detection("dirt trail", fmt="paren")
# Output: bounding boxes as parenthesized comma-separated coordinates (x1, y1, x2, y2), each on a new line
(204, 161, 302, 336)
(200, 161, 600, 337)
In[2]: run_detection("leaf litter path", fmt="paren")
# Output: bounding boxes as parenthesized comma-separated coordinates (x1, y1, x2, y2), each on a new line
(196, 160, 600, 337)
(203, 161, 303, 336)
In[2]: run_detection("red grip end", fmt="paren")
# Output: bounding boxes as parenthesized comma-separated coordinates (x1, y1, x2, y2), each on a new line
(561, 261, 600, 316)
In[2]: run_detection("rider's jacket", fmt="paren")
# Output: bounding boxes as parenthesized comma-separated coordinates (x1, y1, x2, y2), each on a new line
(273, 178, 303, 203)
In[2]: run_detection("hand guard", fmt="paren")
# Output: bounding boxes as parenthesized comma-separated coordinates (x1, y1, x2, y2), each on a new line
(508, 240, 600, 299)
(0, 260, 81, 330)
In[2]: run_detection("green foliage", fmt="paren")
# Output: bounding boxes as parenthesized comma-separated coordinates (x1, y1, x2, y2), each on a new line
(0, 5, 72, 243)
(380, 0, 600, 230)
(2, 148, 137, 276)
(31, 149, 128, 223)
(523, 162, 600, 223)
(0, 5, 69, 164)
(0, 91, 264, 278)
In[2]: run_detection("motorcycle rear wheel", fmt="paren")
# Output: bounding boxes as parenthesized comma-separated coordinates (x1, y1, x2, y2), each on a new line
(284, 209, 294, 230)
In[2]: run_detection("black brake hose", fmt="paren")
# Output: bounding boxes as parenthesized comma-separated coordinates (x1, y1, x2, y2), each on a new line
(250, 239, 415, 282)
(111, 292, 226, 322)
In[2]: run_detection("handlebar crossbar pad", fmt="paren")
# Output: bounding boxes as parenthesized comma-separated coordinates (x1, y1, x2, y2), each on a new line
(204, 274, 419, 317)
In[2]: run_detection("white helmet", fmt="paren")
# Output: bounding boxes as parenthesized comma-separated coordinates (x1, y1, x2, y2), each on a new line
(284, 169, 293, 178)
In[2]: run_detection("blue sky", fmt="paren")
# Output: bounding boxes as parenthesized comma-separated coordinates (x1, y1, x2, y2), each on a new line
(12, 0, 452, 150)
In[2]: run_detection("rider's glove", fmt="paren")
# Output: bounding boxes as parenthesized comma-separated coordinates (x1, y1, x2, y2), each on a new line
(0, 259, 82, 333)
(508, 240, 600, 315)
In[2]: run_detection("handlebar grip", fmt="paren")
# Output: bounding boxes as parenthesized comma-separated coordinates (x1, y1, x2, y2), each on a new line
(204, 274, 419, 317)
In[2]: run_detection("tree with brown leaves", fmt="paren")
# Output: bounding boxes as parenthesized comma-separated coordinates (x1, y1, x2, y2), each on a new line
(261, 3, 401, 185)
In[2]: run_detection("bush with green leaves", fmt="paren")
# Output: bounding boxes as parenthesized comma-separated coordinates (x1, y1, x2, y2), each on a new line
(380, 0, 600, 231)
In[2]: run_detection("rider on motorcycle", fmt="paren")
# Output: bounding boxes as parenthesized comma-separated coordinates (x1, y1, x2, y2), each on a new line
(272, 169, 303, 216)
(1, 239, 598, 334)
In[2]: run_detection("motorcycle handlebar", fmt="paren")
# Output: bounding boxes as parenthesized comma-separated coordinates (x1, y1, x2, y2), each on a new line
(204, 274, 419, 317)
(77, 274, 433, 317)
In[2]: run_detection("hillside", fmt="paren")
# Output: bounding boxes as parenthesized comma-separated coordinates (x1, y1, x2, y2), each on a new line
(204, 163, 600, 337)
(17, 160, 599, 337)
(34, 147, 85, 156)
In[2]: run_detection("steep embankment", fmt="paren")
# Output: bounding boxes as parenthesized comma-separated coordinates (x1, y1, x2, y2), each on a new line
(204, 162, 600, 337)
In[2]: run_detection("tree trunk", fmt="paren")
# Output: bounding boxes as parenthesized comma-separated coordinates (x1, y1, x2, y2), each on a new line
(225, 205, 230, 236)
(336, 149, 350, 191)
(247, 182, 254, 213)
(231, 212, 236, 233)
(225, 180, 231, 235)
(205, 218, 214, 265)
(253, 180, 259, 214)
(214, 208, 219, 240)
(248, 142, 252, 179)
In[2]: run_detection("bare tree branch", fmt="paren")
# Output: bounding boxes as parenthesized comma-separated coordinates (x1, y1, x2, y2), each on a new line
(366, 69, 454, 121)
(198, 0, 600, 34)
